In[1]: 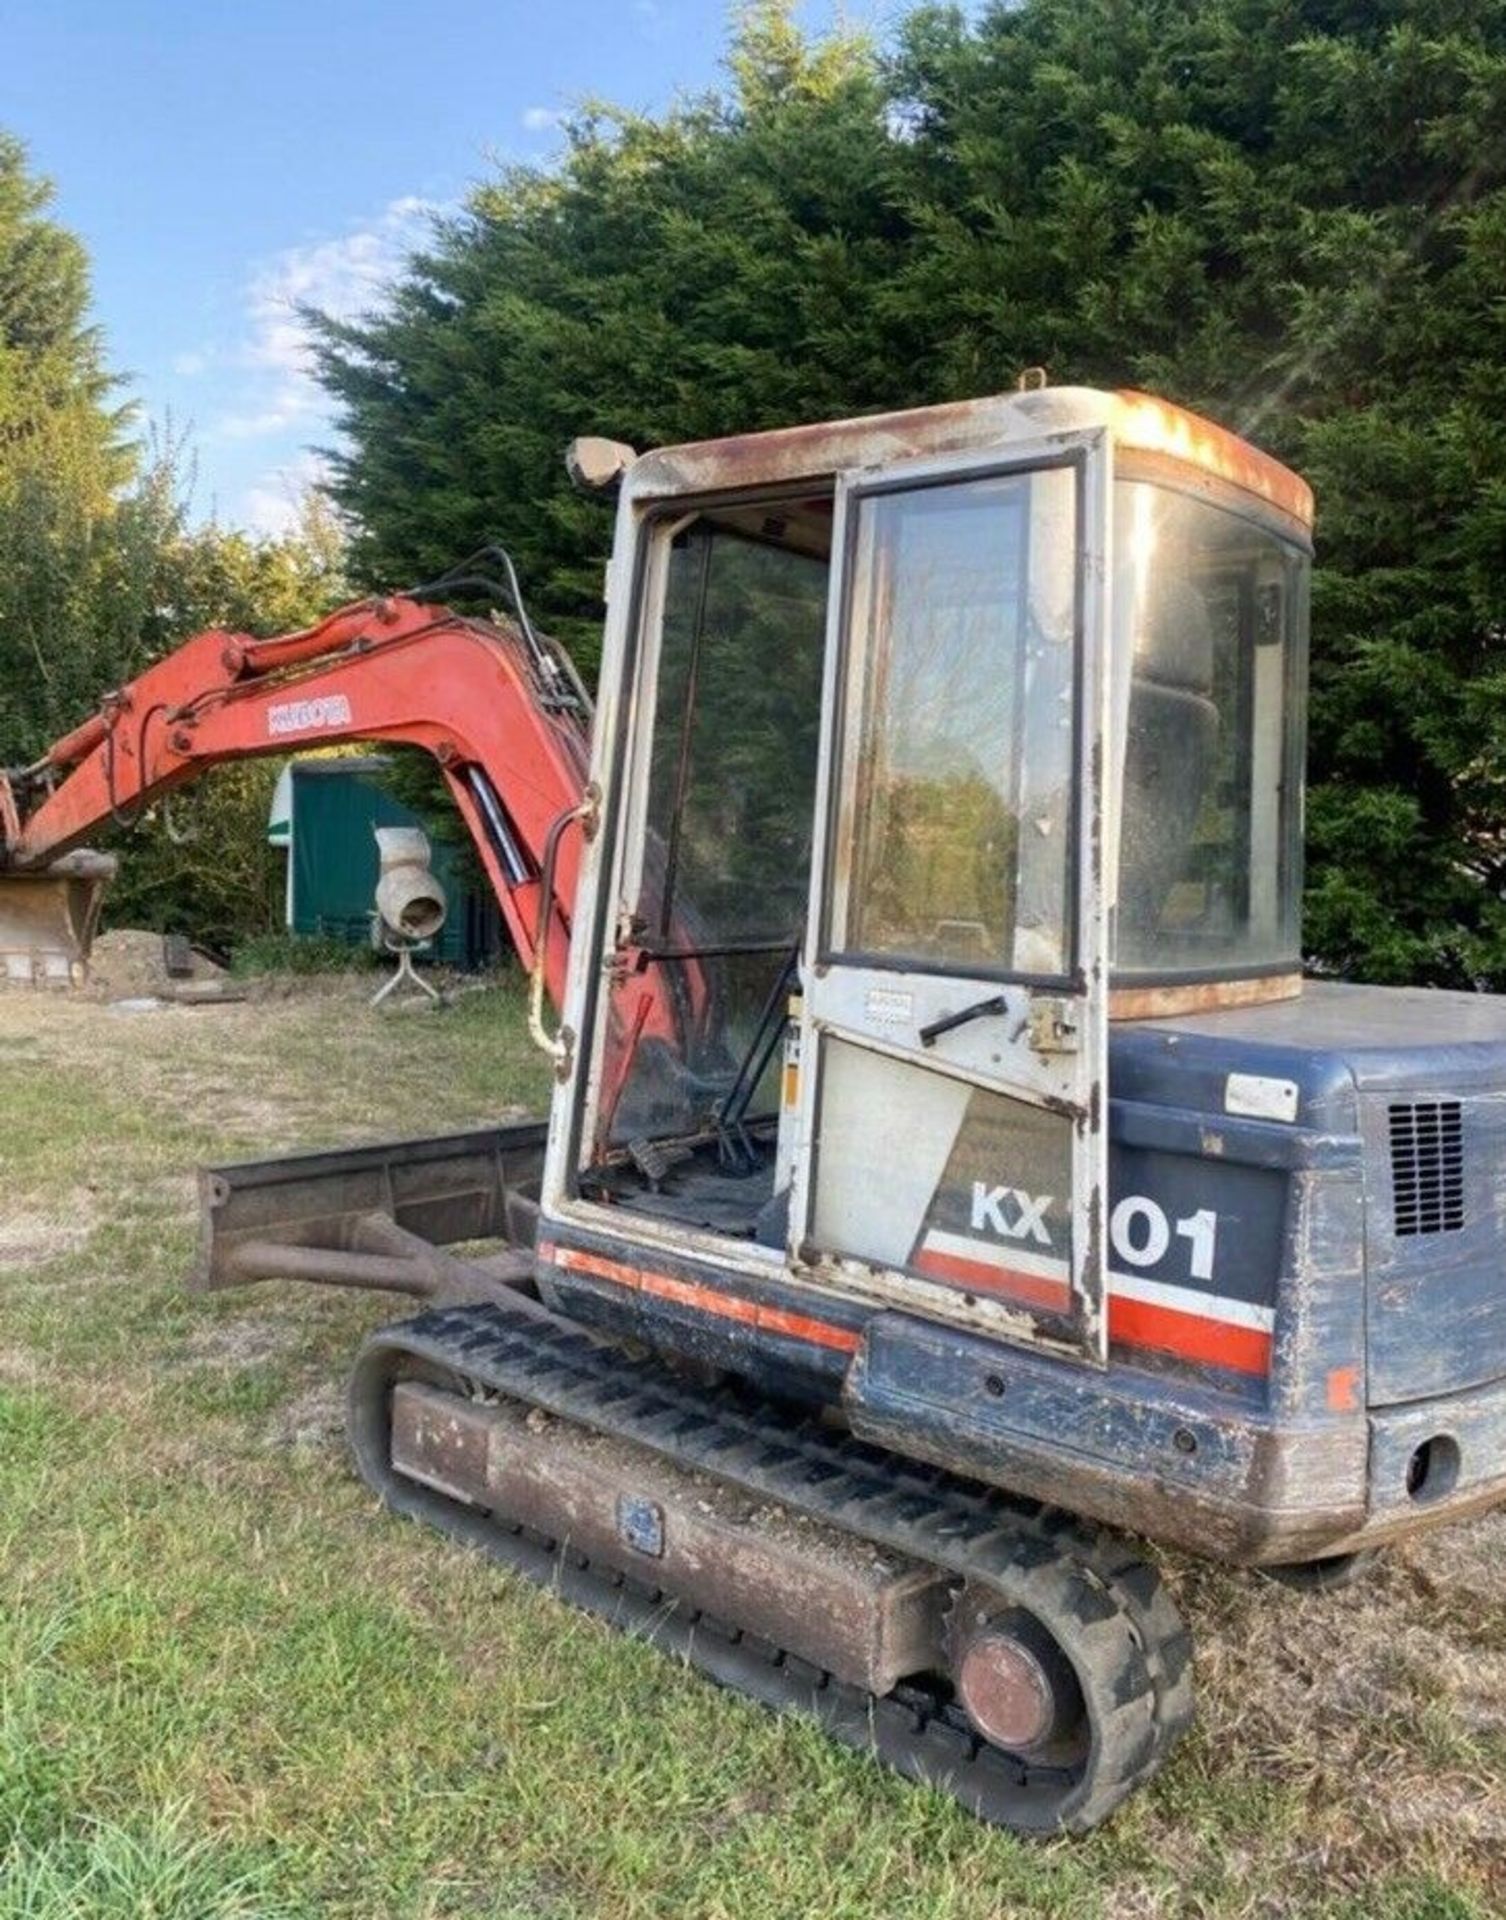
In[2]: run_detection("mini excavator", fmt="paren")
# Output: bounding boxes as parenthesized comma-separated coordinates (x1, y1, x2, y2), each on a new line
(8, 386, 1506, 1833)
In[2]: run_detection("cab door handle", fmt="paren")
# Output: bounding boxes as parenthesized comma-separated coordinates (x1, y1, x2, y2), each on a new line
(918, 993, 1009, 1047)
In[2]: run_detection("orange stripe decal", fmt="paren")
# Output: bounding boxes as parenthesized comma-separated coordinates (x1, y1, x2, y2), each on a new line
(538, 1240, 860, 1355)
(913, 1246, 1073, 1315)
(540, 1241, 1269, 1375)
(1108, 1294, 1271, 1376)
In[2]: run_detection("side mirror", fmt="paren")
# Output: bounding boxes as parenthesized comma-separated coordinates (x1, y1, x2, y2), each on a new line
(565, 436, 637, 497)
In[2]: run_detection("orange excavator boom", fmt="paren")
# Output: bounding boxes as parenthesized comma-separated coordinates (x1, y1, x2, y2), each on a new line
(0, 580, 592, 1004)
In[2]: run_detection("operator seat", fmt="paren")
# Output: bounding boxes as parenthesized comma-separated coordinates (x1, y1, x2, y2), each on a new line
(1118, 575, 1217, 947)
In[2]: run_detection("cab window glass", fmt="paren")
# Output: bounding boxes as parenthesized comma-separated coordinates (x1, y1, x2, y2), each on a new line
(1112, 482, 1308, 974)
(832, 466, 1078, 978)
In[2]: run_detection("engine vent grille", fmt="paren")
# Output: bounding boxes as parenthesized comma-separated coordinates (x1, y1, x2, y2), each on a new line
(1389, 1101, 1464, 1236)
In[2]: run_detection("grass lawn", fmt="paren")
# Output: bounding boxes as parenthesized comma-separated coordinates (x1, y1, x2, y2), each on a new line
(1, 979, 1503, 1919)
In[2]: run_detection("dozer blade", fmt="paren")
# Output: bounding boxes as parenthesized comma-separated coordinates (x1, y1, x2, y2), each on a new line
(195, 1121, 548, 1297)
(0, 850, 116, 988)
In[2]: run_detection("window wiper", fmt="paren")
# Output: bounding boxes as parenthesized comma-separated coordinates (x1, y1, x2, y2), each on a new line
(919, 993, 1010, 1048)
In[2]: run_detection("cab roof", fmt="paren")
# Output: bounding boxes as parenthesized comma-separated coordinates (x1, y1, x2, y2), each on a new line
(626, 384, 1313, 534)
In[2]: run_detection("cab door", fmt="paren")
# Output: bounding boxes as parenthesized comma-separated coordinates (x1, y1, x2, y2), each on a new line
(789, 433, 1111, 1363)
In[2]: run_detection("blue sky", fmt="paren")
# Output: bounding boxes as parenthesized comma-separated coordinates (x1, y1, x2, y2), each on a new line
(2, 0, 859, 534)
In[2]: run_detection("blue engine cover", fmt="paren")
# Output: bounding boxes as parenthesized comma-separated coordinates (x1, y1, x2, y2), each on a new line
(1111, 978, 1506, 1408)
(538, 977, 1506, 1560)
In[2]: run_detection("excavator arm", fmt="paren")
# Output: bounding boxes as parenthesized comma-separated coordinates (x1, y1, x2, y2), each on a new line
(0, 586, 593, 1005)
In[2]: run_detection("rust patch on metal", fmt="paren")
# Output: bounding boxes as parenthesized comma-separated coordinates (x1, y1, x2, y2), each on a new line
(626, 388, 1312, 543)
(389, 1382, 491, 1500)
(1326, 1366, 1361, 1413)
(389, 1381, 949, 1693)
(1112, 391, 1314, 530)
(956, 1631, 1057, 1751)
(1109, 973, 1303, 1022)
(630, 397, 1002, 497)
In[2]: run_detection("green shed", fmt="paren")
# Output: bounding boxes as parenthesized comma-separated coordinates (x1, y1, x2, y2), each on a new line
(268, 757, 502, 970)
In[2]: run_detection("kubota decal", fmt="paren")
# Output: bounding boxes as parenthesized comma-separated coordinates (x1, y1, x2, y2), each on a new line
(267, 693, 353, 737)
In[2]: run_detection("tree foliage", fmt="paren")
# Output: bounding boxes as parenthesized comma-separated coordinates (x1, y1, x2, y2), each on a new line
(0, 133, 349, 948)
(308, 0, 1503, 986)
(0, 131, 150, 759)
(310, 2, 902, 671)
(102, 505, 350, 950)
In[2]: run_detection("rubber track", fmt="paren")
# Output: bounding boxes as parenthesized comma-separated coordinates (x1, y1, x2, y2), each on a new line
(348, 1300, 1194, 1834)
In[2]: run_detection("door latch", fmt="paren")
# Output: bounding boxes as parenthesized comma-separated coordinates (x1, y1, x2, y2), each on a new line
(1027, 997, 1079, 1054)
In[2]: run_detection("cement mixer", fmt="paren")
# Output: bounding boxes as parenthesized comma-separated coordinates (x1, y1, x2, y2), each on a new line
(371, 825, 447, 1005)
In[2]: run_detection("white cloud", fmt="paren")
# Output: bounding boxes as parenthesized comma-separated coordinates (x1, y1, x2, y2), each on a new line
(522, 105, 564, 132)
(240, 450, 330, 538)
(210, 195, 439, 446)
(172, 348, 210, 377)
(243, 196, 437, 382)
(633, 0, 666, 40)
(198, 196, 444, 535)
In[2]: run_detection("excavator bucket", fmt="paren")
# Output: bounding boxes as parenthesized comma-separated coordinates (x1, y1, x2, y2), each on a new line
(0, 850, 115, 988)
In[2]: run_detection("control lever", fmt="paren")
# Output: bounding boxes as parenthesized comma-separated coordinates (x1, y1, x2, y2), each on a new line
(918, 993, 1009, 1048)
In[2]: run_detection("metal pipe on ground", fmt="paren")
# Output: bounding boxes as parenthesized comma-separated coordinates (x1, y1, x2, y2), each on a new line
(220, 1214, 536, 1302)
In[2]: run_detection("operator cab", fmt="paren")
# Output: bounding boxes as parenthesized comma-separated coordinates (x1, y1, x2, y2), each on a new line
(548, 387, 1312, 1370)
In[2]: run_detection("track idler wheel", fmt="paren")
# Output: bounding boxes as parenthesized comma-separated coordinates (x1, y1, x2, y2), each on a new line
(952, 1607, 1087, 1762)
(943, 1573, 1159, 1831)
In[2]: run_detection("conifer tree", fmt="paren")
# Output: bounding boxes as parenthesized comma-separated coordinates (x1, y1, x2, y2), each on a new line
(0, 133, 152, 755)
(0, 134, 348, 948)
(314, 0, 1506, 986)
